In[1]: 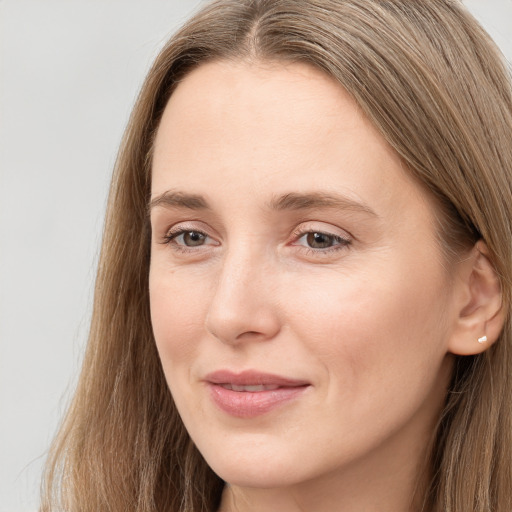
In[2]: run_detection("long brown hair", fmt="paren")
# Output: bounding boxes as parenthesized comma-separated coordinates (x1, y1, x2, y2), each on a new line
(41, 1, 512, 511)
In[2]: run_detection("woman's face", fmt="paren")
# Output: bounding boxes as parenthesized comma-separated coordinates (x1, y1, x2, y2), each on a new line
(149, 61, 459, 491)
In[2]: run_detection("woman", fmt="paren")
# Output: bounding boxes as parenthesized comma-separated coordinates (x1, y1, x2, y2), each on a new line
(41, 1, 512, 511)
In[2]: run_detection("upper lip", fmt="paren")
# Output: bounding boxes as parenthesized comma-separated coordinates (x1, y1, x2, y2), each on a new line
(204, 369, 310, 387)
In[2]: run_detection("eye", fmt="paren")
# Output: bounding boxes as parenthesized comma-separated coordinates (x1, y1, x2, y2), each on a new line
(302, 232, 340, 249)
(174, 230, 207, 247)
(291, 227, 351, 255)
(162, 228, 218, 250)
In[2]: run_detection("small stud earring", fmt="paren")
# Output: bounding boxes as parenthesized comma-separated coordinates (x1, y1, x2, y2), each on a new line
(478, 335, 488, 344)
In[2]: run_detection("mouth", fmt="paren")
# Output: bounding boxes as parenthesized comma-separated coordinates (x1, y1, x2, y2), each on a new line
(217, 383, 281, 392)
(204, 370, 310, 418)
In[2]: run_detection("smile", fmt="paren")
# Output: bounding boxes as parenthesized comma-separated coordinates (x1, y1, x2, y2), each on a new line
(205, 370, 310, 418)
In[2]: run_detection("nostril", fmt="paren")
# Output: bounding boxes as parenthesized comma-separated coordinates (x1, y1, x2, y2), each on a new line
(204, 265, 282, 345)
(233, 330, 270, 342)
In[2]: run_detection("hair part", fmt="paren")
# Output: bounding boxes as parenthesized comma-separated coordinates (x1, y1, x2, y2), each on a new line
(42, 1, 512, 511)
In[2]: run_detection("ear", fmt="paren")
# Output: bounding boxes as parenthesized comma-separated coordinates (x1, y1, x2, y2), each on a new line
(448, 241, 505, 356)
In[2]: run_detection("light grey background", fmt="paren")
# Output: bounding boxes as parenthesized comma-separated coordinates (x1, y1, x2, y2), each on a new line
(0, 1, 510, 511)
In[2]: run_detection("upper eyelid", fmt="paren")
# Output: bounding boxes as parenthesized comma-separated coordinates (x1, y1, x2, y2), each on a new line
(163, 221, 217, 238)
(290, 222, 352, 240)
(292, 226, 349, 236)
(166, 225, 209, 235)
(165, 227, 216, 242)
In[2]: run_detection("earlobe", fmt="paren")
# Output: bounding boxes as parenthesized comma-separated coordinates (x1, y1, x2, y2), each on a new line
(448, 241, 505, 356)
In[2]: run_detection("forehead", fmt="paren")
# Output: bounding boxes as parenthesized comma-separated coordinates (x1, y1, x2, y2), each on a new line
(154, 60, 374, 156)
(151, 59, 434, 228)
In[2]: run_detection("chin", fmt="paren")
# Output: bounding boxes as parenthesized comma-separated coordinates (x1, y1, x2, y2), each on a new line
(196, 436, 322, 489)
(212, 461, 303, 489)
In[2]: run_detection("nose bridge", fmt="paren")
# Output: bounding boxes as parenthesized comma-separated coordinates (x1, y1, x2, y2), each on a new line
(205, 240, 280, 344)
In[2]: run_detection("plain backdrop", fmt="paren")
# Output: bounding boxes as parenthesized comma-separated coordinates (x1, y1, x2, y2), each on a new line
(0, 1, 510, 511)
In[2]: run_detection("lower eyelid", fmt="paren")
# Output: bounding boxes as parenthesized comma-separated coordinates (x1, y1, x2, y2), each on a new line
(300, 239, 351, 252)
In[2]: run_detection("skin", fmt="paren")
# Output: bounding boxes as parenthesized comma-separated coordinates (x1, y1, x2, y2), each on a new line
(149, 60, 475, 512)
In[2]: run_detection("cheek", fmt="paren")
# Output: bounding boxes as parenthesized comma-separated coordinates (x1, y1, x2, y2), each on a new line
(284, 261, 450, 391)
(149, 264, 211, 367)
(280, 265, 451, 463)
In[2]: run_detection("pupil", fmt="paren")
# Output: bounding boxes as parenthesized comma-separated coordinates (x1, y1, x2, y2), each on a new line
(184, 231, 205, 246)
(307, 232, 332, 249)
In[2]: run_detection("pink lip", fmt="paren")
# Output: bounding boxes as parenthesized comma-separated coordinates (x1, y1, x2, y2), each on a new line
(204, 370, 310, 418)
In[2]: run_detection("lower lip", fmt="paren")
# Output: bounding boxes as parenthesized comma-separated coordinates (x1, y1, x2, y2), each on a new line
(208, 384, 309, 418)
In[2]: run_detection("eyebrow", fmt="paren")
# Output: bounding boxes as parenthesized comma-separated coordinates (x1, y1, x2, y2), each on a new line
(149, 191, 210, 213)
(149, 190, 377, 217)
(268, 192, 377, 216)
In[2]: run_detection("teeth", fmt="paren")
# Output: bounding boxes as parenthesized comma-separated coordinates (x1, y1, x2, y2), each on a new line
(221, 384, 280, 392)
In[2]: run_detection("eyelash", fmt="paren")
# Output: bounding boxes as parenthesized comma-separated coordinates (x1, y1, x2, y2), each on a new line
(160, 226, 352, 256)
(161, 227, 213, 253)
(290, 228, 352, 256)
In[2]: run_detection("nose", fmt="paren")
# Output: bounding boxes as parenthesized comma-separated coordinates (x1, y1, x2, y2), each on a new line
(205, 249, 281, 345)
